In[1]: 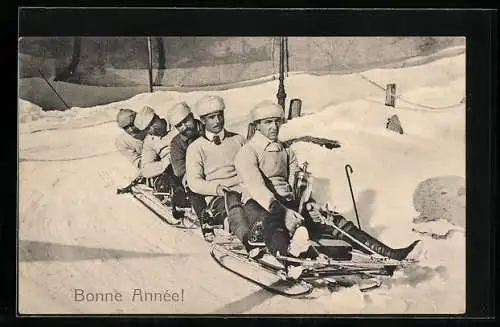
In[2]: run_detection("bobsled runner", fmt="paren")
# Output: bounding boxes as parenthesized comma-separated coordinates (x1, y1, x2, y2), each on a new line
(116, 177, 199, 229)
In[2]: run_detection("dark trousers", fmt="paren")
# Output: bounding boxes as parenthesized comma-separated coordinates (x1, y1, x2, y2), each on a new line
(194, 191, 253, 250)
(185, 187, 207, 219)
(155, 165, 188, 209)
(244, 199, 292, 256)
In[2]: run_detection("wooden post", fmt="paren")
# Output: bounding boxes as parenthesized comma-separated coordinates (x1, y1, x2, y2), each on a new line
(385, 83, 396, 107)
(147, 37, 153, 93)
(288, 98, 302, 120)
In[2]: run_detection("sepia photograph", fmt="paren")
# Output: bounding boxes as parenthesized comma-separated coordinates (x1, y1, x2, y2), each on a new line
(18, 35, 467, 315)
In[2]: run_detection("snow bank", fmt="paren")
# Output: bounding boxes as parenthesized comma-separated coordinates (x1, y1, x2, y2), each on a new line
(18, 99, 44, 123)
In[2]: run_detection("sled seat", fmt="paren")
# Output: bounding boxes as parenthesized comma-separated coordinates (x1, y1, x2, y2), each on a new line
(310, 238, 352, 260)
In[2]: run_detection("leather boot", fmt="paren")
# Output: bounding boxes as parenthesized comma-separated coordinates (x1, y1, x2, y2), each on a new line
(328, 214, 422, 261)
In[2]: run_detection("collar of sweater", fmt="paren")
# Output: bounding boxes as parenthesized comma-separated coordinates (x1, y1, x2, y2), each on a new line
(205, 129, 226, 142)
(251, 130, 283, 152)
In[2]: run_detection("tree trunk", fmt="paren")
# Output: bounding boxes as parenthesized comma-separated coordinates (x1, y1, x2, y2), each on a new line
(54, 37, 81, 81)
(153, 37, 166, 86)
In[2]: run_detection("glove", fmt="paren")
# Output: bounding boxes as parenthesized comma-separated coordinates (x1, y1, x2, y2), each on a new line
(305, 202, 323, 222)
(216, 184, 232, 197)
(159, 155, 171, 172)
(269, 199, 304, 233)
(284, 208, 305, 233)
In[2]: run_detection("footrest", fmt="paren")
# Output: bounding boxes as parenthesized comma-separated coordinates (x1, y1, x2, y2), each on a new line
(312, 238, 352, 260)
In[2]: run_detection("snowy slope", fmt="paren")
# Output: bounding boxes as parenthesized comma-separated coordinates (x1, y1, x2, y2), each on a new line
(18, 48, 465, 314)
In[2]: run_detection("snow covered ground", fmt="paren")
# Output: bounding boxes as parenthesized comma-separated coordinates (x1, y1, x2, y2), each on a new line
(18, 46, 465, 314)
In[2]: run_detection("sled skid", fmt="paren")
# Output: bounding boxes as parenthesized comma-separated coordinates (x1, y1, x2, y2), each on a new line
(211, 242, 313, 297)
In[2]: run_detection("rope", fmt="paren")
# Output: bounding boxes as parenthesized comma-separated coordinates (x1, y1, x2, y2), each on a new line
(357, 73, 464, 111)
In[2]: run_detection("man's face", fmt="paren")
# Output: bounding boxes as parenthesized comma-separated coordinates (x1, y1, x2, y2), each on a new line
(200, 111, 224, 134)
(124, 124, 147, 141)
(175, 113, 197, 138)
(255, 117, 282, 141)
(148, 117, 169, 137)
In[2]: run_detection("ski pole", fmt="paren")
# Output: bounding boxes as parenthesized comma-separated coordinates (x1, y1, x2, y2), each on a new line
(345, 164, 361, 230)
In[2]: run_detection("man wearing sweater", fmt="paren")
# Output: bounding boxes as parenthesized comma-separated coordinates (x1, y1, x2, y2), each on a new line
(114, 108, 147, 171)
(135, 105, 187, 219)
(166, 101, 207, 223)
(234, 101, 310, 261)
(185, 95, 254, 249)
(235, 101, 423, 264)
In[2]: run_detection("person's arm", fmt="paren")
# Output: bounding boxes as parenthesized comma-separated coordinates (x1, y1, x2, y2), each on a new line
(185, 142, 219, 196)
(234, 146, 277, 212)
(170, 138, 187, 178)
(140, 138, 169, 178)
(287, 146, 301, 188)
(115, 135, 142, 169)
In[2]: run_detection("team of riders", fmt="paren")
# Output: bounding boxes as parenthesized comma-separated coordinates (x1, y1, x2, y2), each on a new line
(115, 96, 422, 274)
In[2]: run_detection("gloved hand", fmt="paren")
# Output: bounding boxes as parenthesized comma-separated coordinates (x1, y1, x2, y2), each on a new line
(305, 202, 323, 222)
(216, 184, 232, 197)
(284, 208, 305, 233)
(159, 155, 171, 172)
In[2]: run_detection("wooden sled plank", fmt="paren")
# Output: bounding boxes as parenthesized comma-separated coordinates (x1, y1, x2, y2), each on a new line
(130, 184, 195, 227)
(211, 243, 313, 297)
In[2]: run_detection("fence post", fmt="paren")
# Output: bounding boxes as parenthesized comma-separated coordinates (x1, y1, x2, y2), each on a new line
(385, 83, 396, 107)
(288, 98, 302, 120)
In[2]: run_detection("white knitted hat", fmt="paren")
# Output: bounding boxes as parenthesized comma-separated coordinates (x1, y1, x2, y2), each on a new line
(167, 102, 192, 127)
(194, 95, 225, 118)
(250, 101, 284, 122)
(134, 105, 156, 130)
(116, 108, 136, 128)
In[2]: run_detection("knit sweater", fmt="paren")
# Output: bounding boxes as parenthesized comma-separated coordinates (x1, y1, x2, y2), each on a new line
(185, 130, 246, 197)
(170, 120, 203, 179)
(234, 130, 300, 212)
(140, 129, 178, 178)
(115, 132, 144, 169)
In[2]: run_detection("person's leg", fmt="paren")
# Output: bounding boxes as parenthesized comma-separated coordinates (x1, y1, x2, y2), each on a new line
(310, 207, 421, 261)
(223, 191, 253, 251)
(186, 187, 207, 219)
(164, 166, 189, 209)
(244, 199, 290, 257)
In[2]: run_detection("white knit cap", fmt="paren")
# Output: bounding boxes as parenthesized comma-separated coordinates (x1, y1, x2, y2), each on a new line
(194, 95, 225, 118)
(167, 102, 192, 127)
(134, 105, 156, 130)
(250, 100, 284, 122)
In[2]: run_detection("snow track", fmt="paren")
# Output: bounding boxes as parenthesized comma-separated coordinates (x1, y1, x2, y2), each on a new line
(18, 49, 466, 314)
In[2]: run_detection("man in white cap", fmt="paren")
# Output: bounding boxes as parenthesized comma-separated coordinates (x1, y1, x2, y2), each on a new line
(114, 108, 147, 170)
(135, 105, 188, 219)
(185, 95, 255, 250)
(236, 101, 422, 265)
(166, 101, 206, 221)
(235, 100, 310, 264)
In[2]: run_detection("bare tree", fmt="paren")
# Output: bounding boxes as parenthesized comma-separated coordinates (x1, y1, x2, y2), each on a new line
(54, 37, 81, 81)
